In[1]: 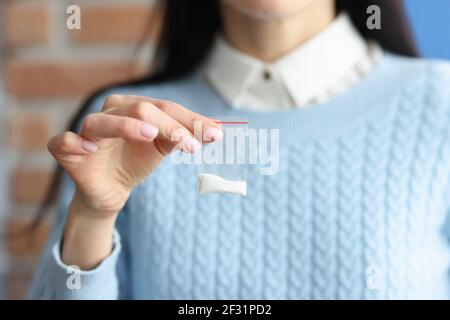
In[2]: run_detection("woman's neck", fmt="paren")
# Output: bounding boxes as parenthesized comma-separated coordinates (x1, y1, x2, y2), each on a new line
(220, 1, 336, 62)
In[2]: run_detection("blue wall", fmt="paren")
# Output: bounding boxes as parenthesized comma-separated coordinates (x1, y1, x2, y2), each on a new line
(405, 0, 450, 60)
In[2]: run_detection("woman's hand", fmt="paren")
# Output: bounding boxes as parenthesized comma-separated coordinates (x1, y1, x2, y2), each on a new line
(47, 95, 222, 269)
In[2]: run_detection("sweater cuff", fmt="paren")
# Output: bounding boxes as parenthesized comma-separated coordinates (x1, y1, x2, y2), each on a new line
(46, 229, 121, 299)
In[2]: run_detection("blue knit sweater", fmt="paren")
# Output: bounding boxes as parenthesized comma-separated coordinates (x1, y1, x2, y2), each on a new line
(29, 53, 450, 299)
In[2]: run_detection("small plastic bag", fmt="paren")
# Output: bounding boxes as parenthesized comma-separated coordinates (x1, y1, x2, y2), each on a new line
(197, 117, 248, 196)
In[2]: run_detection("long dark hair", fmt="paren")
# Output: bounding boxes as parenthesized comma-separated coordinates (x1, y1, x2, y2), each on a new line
(31, 0, 418, 230)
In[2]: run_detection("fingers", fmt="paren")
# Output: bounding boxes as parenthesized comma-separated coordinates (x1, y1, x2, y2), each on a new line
(148, 99, 223, 142)
(82, 94, 223, 156)
(103, 95, 223, 143)
(104, 102, 201, 154)
(48, 131, 97, 158)
(80, 112, 159, 142)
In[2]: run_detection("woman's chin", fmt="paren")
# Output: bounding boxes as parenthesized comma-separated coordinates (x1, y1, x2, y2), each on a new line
(222, 0, 315, 20)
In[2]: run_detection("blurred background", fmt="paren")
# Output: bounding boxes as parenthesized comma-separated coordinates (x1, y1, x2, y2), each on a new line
(0, 0, 448, 299)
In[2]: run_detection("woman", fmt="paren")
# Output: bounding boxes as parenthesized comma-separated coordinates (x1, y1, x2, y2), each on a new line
(29, 0, 450, 299)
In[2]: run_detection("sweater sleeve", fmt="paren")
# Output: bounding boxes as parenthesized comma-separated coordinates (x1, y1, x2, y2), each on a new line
(27, 174, 128, 300)
(441, 62, 450, 246)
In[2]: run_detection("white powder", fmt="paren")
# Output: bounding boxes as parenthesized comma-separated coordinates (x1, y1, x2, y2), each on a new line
(198, 173, 247, 196)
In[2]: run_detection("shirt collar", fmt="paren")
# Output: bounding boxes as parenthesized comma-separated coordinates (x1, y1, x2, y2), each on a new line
(202, 13, 370, 108)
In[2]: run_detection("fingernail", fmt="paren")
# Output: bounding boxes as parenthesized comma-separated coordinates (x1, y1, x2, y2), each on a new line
(140, 123, 158, 139)
(185, 136, 202, 153)
(204, 127, 223, 142)
(81, 140, 98, 153)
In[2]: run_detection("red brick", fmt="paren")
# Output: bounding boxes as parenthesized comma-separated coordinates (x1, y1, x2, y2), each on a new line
(5, 59, 149, 98)
(71, 5, 161, 44)
(11, 167, 53, 204)
(7, 271, 33, 300)
(6, 218, 52, 258)
(7, 113, 51, 151)
(4, 2, 50, 46)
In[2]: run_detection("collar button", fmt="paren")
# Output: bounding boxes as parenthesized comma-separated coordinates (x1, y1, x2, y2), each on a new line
(263, 70, 272, 81)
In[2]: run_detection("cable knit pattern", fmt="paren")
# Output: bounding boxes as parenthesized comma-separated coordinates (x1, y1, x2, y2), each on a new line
(169, 161, 196, 299)
(361, 113, 391, 300)
(312, 140, 338, 299)
(215, 194, 241, 299)
(263, 149, 289, 299)
(336, 127, 364, 299)
(287, 143, 313, 299)
(29, 54, 450, 300)
(239, 163, 264, 299)
(192, 180, 218, 299)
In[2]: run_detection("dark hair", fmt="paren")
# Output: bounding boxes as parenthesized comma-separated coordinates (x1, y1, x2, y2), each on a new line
(32, 0, 418, 230)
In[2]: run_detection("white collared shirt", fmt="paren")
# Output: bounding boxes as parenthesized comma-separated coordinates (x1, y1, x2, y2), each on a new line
(202, 13, 382, 111)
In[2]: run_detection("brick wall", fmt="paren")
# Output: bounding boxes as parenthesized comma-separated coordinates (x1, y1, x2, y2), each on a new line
(1, 0, 160, 299)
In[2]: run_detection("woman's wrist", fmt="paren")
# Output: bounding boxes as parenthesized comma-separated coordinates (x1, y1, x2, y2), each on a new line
(61, 196, 118, 270)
